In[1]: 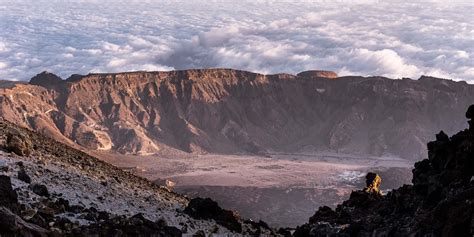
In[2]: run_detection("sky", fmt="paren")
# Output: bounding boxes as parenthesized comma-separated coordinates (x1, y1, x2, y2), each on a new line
(0, 0, 473, 82)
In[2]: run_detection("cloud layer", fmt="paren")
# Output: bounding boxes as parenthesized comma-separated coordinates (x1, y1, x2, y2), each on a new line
(0, 0, 472, 82)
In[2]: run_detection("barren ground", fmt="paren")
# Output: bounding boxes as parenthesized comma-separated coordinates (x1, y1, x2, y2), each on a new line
(95, 151, 413, 227)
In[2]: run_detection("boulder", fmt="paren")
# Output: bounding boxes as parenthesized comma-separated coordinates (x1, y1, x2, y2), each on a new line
(18, 168, 32, 183)
(0, 175, 18, 211)
(30, 184, 49, 197)
(184, 197, 242, 233)
(5, 132, 32, 157)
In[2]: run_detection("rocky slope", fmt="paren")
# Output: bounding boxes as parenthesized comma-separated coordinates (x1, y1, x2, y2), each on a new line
(0, 69, 473, 159)
(0, 119, 276, 236)
(294, 105, 474, 236)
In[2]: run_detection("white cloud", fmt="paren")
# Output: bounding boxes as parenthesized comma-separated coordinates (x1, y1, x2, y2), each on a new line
(342, 48, 421, 78)
(0, 0, 472, 83)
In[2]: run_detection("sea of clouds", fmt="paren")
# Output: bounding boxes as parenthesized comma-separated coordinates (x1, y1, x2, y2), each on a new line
(0, 0, 472, 82)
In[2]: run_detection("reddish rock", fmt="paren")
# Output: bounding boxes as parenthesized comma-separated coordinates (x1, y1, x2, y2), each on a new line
(0, 69, 473, 159)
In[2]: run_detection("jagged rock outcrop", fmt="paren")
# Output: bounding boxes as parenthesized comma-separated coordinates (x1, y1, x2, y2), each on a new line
(362, 172, 382, 195)
(467, 104, 474, 130)
(184, 197, 242, 233)
(294, 105, 474, 236)
(0, 69, 473, 159)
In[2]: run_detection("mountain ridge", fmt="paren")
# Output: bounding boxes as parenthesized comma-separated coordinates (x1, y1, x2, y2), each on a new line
(0, 69, 473, 159)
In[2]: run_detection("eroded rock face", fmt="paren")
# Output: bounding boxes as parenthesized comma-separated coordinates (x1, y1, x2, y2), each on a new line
(0, 69, 473, 159)
(295, 105, 474, 236)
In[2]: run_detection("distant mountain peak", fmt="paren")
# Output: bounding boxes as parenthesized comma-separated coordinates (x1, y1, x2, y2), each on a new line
(29, 71, 63, 87)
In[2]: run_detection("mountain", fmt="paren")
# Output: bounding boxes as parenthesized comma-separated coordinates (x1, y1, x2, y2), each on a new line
(294, 105, 474, 236)
(0, 119, 276, 236)
(1, 69, 473, 159)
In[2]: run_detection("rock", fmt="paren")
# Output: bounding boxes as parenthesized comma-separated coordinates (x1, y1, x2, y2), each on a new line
(3, 69, 473, 160)
(467, 104, 474, 130)
(193, 230, 206, 237)
(0, 160, 8, 172)
(30, 184, 50, 197)
(18, 168, 32, 183)
(435, 130, 449, 142)
(363, 172, 382, 195)
(0, 206, 49, 236)
(29, 71, 64, 88)
(466, 104, 474, 119)
(5, 132, 32, 157)
(184, 197, 242, 233)
(0, 175, 18, 211)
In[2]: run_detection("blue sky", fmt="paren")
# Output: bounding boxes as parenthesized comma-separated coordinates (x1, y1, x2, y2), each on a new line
(0, 0, 472, 82)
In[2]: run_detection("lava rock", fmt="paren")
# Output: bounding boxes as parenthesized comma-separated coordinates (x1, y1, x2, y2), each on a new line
(466, 104, 474, 119)
(30, 184, 50, 197)
(0, 175, 18, 211)
(18, 168, 31, 183)
(184, 197, 242, 233)
(467, 105, 474, 130)
(0, 206, 49, 236)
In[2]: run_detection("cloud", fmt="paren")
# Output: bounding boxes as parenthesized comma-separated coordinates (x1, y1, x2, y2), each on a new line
(0, 0, 472, 83)
(340, 48, 421, 78)
(0, 62, 7, 69)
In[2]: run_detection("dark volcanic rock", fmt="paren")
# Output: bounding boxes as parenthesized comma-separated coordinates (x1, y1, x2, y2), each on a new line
(30, 184, 50, 197)
(295, 105, 474, 236)
(0, 206, 49, 237)
(0, 175, 18, 211)
(71, 214, 183, 237)
(184, 197, 242, 233)
(468, 104, 474, 130)
(18, 168, 31, 183)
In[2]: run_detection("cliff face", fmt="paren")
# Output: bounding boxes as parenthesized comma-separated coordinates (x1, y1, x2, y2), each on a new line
(294, 105, 474, 236)
(0, 69, 473, 159)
